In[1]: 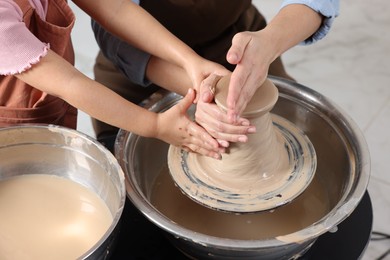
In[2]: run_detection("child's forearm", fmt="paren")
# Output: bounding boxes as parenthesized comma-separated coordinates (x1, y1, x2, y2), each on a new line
(70, 78, 159, 138)
(16, 50, 158, 138)
(73, 0, 197, 71)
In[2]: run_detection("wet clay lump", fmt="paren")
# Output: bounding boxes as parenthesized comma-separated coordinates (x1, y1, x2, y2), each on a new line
(168, 76, 316, 213)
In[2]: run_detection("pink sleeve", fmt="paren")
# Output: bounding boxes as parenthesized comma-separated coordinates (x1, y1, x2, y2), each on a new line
(0, 0, 49, 75)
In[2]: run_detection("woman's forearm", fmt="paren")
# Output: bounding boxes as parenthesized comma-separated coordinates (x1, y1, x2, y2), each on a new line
(262, 4, 323, 59)
(146, 56, 192, 96)
(73, 0, 197, 70)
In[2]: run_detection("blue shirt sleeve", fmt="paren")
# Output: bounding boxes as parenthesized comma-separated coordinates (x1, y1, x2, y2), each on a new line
(280, 0, 340, 45)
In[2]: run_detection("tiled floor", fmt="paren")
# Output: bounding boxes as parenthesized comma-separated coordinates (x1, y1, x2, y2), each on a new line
(70, 1, 390, 259)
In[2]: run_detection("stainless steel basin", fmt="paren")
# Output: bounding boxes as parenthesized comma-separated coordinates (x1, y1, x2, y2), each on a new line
(115, 77, 370, 259)
(0, 125, 126, 259)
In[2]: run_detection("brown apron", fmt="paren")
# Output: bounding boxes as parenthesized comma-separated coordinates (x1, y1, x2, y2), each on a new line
(0, 0, 77, 128)
(93, 0, 291, 141)
(141, 0, 257, 71)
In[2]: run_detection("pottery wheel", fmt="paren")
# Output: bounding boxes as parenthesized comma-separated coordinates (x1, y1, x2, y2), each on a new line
(168, 78, 317, 213)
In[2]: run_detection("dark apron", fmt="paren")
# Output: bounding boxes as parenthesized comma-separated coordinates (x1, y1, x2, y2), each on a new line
(140, 0, 265, 71)
(93, 0, 288, 142)
(0, 0, 77, 128)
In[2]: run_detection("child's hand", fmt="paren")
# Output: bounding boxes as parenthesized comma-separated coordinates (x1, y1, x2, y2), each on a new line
(194, 74, 256, 147)
(156, 88, 224, 159)
(182, 55, 229, 102)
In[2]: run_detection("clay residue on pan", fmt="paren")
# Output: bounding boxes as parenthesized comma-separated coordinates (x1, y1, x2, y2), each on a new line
(151, 165, 330, 240)
(168, 77, 317, 213)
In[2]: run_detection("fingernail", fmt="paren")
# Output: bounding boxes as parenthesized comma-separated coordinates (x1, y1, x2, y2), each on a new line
(227, 53, 238, 62)
(218, 140, 229, 148)
(238, 136, 248, 142)
(202, 92, 208, 102)
(247, 126, 256, 133)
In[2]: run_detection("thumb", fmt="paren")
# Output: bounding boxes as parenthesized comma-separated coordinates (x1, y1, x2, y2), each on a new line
(200, 74, 221, 103)
(179, 88, 196, 112)
(226, 33, 250, 65)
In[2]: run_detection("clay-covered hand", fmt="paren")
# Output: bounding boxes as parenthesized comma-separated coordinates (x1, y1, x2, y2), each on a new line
(225, 3, 324, 123)
(195, 74, 256, 147)
(156, 88, 224, 159)
(225, 30, 275, 123)
(182, 55, 229, 102)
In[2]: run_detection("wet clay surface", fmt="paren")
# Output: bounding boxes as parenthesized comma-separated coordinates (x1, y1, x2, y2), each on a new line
(151, 165, 329, 240)
(168, 77, 316, 213)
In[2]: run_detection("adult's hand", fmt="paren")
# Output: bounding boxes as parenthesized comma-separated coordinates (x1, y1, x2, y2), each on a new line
(225, 4, 323, 124)
(183, 55, 229, 102)
(195, 74, 256, 147)
(225, 30, 274, 124)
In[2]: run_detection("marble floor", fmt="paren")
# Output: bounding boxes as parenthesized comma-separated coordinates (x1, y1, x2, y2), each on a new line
(70, 0, 390, 259)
